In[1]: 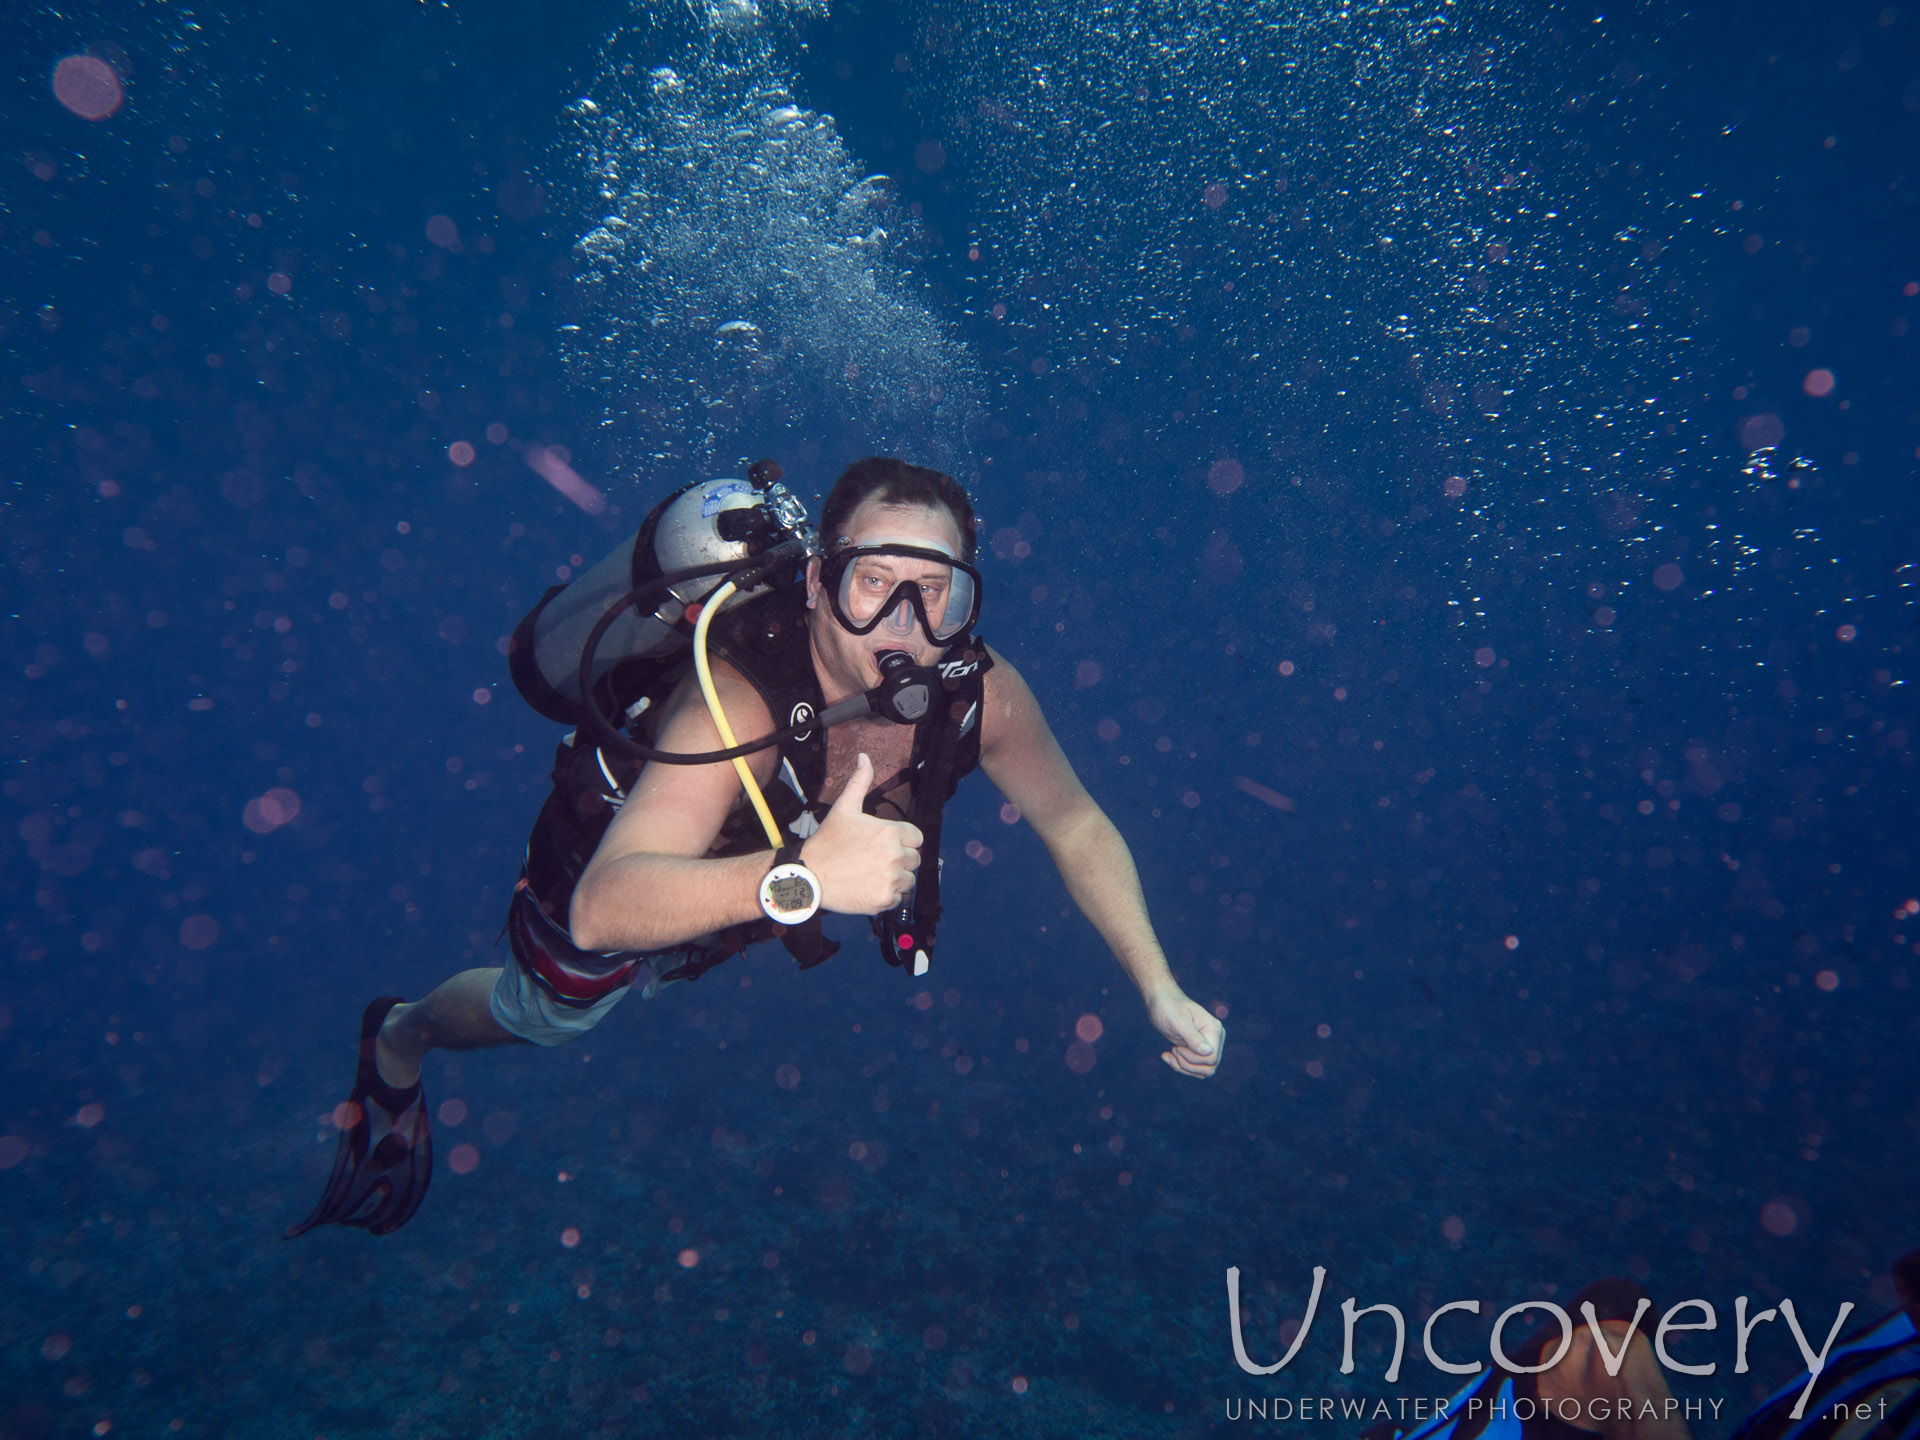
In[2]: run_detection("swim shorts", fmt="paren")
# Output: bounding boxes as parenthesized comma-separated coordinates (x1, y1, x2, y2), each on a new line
(491, 880, 705, 1046)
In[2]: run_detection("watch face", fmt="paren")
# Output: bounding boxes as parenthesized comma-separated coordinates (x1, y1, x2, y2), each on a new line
(765, 872, 816, 914)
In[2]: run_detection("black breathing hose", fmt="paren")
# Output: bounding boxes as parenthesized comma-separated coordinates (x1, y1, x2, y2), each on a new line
(574, 542, 829, 767)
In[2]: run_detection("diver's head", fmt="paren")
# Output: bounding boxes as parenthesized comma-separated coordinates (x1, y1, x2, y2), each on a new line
(805, 458, 980, 695)
(818, 456, 978, 565)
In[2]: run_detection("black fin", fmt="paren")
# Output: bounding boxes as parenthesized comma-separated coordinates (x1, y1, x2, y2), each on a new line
(285, 997, 433, 1239)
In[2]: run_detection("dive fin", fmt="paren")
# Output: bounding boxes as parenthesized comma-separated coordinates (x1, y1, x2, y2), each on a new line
(285, 996, 433, 1239)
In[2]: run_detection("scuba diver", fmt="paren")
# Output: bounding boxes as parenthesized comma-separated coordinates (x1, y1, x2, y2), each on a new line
(1361, 1249, 1920, 1440)
(288, 456, 1226, 1237)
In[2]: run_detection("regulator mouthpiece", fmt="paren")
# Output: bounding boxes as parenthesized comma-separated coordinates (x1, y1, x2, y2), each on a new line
(871, 650, 934, 725)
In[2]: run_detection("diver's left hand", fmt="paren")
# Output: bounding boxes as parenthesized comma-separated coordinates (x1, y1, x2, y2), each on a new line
(1145, 988, 1225, 1080)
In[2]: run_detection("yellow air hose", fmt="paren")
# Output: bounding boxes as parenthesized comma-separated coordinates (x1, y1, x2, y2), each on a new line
(690, 577, 784, 850)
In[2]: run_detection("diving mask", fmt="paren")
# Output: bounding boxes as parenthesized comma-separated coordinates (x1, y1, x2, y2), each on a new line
(821, 540, 982, 646)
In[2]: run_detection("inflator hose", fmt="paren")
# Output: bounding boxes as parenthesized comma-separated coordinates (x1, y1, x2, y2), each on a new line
(689, 575, 785, 850)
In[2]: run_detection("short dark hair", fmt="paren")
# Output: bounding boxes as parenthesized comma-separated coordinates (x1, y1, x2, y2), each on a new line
(820, 457, 978, 563)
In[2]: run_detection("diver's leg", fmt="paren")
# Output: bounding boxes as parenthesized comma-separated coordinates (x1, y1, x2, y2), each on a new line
(374, 968, 517, 1087)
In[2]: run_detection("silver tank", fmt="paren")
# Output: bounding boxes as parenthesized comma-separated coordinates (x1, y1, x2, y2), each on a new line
(516, 476, 772, 719)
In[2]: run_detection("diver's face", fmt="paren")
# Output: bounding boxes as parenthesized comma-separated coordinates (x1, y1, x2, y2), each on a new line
(806, 500, 967, 693)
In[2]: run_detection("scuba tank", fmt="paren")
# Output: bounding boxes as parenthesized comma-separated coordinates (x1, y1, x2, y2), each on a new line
(508, 460, 814, 728)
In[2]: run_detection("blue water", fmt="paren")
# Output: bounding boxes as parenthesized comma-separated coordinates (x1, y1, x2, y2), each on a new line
(3, 1, 1917, 1436)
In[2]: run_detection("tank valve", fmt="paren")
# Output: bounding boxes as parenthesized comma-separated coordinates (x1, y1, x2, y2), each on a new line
(748, 458, 784, 490)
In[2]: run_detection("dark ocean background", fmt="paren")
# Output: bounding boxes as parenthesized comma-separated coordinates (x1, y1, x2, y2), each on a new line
(3, 1, 1917, 1436)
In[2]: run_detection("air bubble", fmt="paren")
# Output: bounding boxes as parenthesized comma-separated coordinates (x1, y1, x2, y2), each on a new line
(560, 11, 976, 473)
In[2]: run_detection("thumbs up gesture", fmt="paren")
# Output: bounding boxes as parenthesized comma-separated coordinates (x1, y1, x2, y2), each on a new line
(802, 754, 924, 915)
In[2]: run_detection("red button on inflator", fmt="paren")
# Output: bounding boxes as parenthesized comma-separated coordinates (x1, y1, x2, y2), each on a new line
(896, 934, 913, 949)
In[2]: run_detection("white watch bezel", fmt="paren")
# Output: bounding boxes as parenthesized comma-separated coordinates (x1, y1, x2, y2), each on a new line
(758, 861, 821, 925)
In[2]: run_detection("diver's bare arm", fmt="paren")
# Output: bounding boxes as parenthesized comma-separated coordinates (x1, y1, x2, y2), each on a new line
(977, 653, 1223, 1077)
(1037, 805, 1180, 999)
(976, 655, 1174, 993)
(568, 674, 781, 953)
(572, 850, 777, 953)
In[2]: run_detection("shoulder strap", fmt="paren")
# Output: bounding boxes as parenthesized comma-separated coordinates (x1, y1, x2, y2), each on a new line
(706, 584, 828, 847)
(935, 637, 992, 794)
(872, 636, 993, 974)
